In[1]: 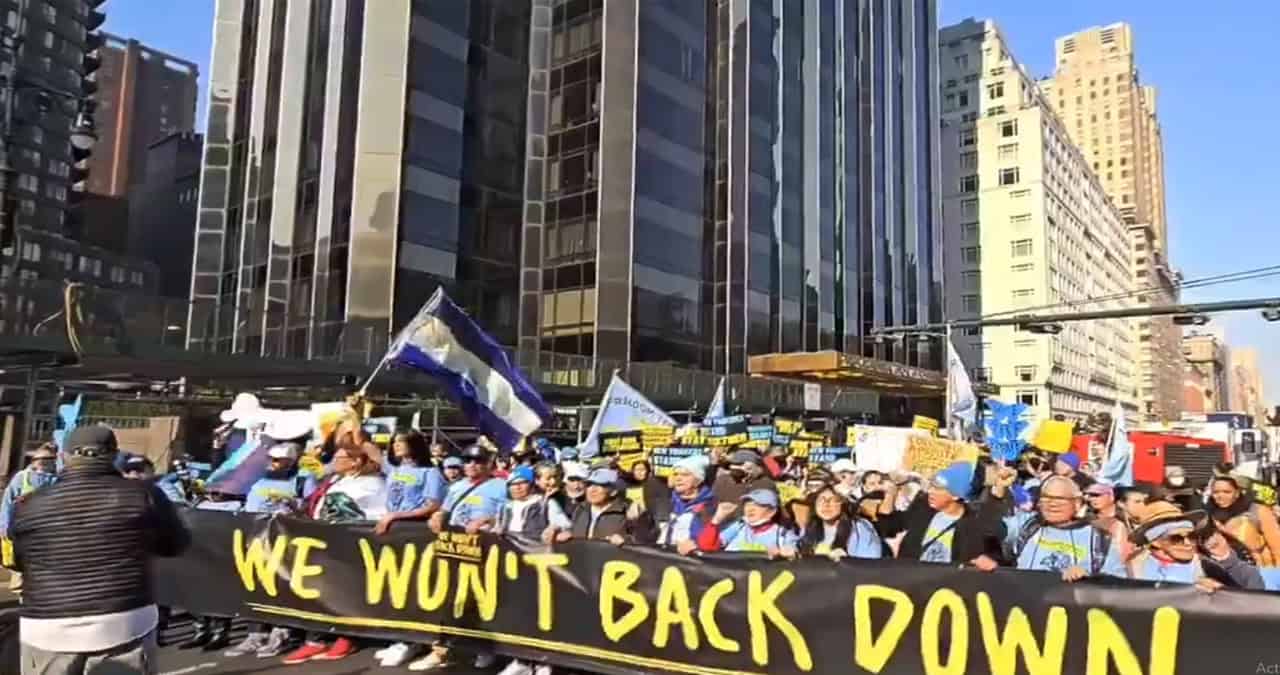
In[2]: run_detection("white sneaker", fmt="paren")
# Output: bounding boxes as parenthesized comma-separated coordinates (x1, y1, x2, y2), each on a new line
(474, 652, 498, 669)
(408, 650, 450, 672)
(497, 659, 533, 675)
(534, 665, 553, 675)
(380, 642, 420, 667)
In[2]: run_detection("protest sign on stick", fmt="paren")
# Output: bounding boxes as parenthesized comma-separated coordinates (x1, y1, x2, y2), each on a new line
(902, 435, 980, 477)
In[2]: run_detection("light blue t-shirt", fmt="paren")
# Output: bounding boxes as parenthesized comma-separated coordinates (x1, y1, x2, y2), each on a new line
(443, 477, 508, 528)
(382, 459, 446, 515)
(717, 521, 799, 552)
(920, 512, 960, 564)
(244, 474, 317, 514)
(1259, 567, 1280, 592)
(815, 519, 883, 559)
(1132, 554, 1198, 584)
(1004, 511, 1126, 577)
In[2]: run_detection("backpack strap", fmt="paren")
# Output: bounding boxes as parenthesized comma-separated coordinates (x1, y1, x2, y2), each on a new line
(1090, 527, 1112, 576)
(1013, 518, 1043, 560)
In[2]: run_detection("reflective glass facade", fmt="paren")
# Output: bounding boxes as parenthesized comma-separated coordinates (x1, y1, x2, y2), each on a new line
(519, 0, 942, 373)
(189, 0, 529, 358)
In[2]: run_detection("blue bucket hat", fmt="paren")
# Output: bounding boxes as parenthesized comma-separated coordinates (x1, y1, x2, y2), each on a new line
(931, 461, 976, 501)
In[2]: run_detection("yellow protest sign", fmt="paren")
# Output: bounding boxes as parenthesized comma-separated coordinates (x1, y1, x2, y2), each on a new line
(902, 435, 979, 477)
(912, 415, 940, 435)
(1032, 420, 1076, 454)
(640, 424, 675, 450)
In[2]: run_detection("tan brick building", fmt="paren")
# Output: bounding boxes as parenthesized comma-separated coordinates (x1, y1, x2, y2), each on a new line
(1042, 23, 1181, 422)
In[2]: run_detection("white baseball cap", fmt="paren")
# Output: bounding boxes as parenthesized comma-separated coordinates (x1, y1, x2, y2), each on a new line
(830, 459, 858, 475)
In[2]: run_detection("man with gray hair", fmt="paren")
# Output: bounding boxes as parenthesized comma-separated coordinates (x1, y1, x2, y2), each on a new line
(1003, 474, 1127, 581)
(10, 425, 190, 674)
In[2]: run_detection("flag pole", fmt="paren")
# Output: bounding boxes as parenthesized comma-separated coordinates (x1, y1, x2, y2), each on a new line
(355, 352, 394, 398)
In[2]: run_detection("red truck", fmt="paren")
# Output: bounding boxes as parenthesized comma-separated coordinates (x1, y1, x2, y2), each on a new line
(1070, 431, 1229, 487)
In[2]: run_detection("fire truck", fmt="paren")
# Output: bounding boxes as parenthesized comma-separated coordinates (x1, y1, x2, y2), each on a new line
(1071, 431, 1230, 487)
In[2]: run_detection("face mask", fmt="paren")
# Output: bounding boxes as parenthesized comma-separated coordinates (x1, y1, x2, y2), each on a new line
(744, 514, 771, 528)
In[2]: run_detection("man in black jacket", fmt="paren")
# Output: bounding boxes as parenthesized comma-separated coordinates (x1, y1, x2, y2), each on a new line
(557, 469, 655, 545)
(882, 461, 1009, 567)
(11, 426, 190, 675)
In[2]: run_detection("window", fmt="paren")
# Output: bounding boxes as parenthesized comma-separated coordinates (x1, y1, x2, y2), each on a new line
(962, 327, 982, 337)
(16, 174, 37, 192)
(1121, 194, 1131, 204)
(109, 266, 125, 283)
(1016, 390, 1039, 407)
(1009, 213, 1031, 225)
(961, 295, 980, 313)
(1011, 239, 1033, 257)
(1012, 288, 1034, 305)
(999, 120, 1017, 137)
(957, 91, 969, 108)
(1015, 366, 1038, 382)
(954, 54, 969, 69)
(987, 82, 1004, 99)
(961, 246, 981, 264)
(41, 4, 55, 22)
(1009, 188, 1030, 198)
(131, 271, 144, 286)
(1119, 157, 1127, 166)
(959, 151, 977, 169)
(958, 129, 975, 147)
(997, 143, 1017, 160)
(42, 31, 54, 49)
(20, 242, 40, 262)
(1011, 262, 1034, 272)
(961, 223, 978, 241)
(959, 175, 978, 192)
(30, 126, 42, 145)
(961, 271, 980, 290)
(44, 183, 66, 201)
(960, 198, 978, 218)
(40, 55, 51, 72)
(998, 168, 1020, 186)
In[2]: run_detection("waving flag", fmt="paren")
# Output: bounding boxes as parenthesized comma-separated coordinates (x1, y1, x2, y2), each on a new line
(946, 337, 977, 438)
(706, 377, 726, 420)
(385, 288, 552, 451)
(580, 373, 675, 459)
(1100, 400, 1134, 487)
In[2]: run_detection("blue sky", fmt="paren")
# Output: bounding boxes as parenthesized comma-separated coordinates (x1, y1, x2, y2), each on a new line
(105, 1, 1278, 406)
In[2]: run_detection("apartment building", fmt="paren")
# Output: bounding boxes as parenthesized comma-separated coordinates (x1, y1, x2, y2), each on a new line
(1042, 23, 1179, 422)
(940, 18, 1135, 423)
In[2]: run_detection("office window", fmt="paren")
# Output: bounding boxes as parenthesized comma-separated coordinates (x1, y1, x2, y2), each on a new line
(961, 295, 980, 312)
(998, 168, 1020, 186)
(958, 129, 975, 147)
(16, 174, 36, 192)
(131, 271, 144, 286)
(1016, 390, 1039, 406)
(1011, 262, 1034, 272)
(961, 271, 980, 290)
(957, 91, 969, 108)
(961, 223, 978, 241)
(42, 31, 54, 49)
(959, 151, 977, 169)
(1015, 366, 1038, 382)
(961, 246, 981, 264)
(962, 326, 982, 337)
(997, 143, 1017, 160)
(999, 120, 1017, 137)
(110, 266, 125, 283)
(1011, 239, 1033, 257)
(987, 82, 1004, 99)
(1012, 288, 1034, 305)
(954, 54, 969, 69)
(20, 242, 40, 261)
(41, 4, 55, 22)
(1009, 213, 1031, 224)
(959, 175, 978, 193)
(960, 198, 978, 218)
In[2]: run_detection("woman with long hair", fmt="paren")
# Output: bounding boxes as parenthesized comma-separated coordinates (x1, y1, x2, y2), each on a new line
(799, 483, 884, 560)
(625, 459, 671, 523)
(1207, 475, 1280, 567)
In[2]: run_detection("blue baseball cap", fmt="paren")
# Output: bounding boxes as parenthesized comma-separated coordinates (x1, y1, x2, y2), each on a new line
(508, 466, 536, 485)
(1056, 453, 1081, 472)
(931, 461, 976, 501)
(442, 456, 463, 469)
(587, 468, 619, 487)
(560, 447, 580, 461)
(741, 489, 779, 509)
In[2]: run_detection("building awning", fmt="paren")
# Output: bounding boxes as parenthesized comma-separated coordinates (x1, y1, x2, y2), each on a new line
(747, 350, 945, 397)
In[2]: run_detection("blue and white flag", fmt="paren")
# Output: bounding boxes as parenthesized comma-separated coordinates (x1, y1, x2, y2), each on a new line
(946, 337, 977, 437)
(1100, 400, 1134, 487)
(706, 377, 726, 420)
(386, 288, 553, 451)
(579, 373, 675, 459)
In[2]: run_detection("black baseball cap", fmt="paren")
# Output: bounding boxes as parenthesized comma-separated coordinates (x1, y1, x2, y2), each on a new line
(65, 426, 118, 457)
(460, 444, 491, 460)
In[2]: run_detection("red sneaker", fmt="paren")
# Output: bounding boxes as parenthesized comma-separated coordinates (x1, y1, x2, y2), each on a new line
(281, 642, 329, 665)
(313, 637, 357, 661)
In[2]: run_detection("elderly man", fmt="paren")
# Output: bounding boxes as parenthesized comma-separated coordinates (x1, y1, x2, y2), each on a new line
(11, 426, 189, 675)
(1128, 501, 1262, 591)
(1004, 475, 1126, 581)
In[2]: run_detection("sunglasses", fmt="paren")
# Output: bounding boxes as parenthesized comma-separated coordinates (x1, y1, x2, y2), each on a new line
(1160, 533, 1194, 545)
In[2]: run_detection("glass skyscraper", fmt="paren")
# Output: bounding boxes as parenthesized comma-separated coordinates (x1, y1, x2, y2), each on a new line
(519, 0, 942, 373)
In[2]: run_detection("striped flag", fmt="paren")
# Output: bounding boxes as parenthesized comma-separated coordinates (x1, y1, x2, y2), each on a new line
(1100, 400, 1134, 487)
(386, 288, 552, 451)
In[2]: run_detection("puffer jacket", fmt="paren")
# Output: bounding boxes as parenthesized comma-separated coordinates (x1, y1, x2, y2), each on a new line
(10, 459, 190, 619)
(569, 498, 656, 544)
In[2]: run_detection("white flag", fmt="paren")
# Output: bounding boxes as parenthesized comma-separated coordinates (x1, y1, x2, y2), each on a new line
(579, 373, 676, 459)
(947, 338, 977, 437)
(706, 377, 726, 420)
(1100, 400, 1134, 486)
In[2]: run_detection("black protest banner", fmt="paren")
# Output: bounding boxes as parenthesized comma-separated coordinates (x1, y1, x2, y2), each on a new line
(705, 416, 749, 448)
(599, 431, 645, 470)
(650, 446, 709, 477)
(742, 425, 775, 450)
(158, 509, 1280, 675)
(807, 446, 852, 466)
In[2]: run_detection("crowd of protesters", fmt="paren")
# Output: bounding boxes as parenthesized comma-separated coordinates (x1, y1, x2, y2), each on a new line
(6, 404, 1280, 675)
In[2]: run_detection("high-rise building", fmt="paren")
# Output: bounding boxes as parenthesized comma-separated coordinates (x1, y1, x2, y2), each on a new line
(1, 0, 102, 239)
(1042, 23, 1179, 422)
(88, 33, 198, 198)
(127, 131, 201, 298)
(1229, 347, 1267, 424)
(939, 19, 1134, 422)
(1183, 329, 1229, 414)
(188, 0, 530, 360)
(519, 0, 943, 374)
